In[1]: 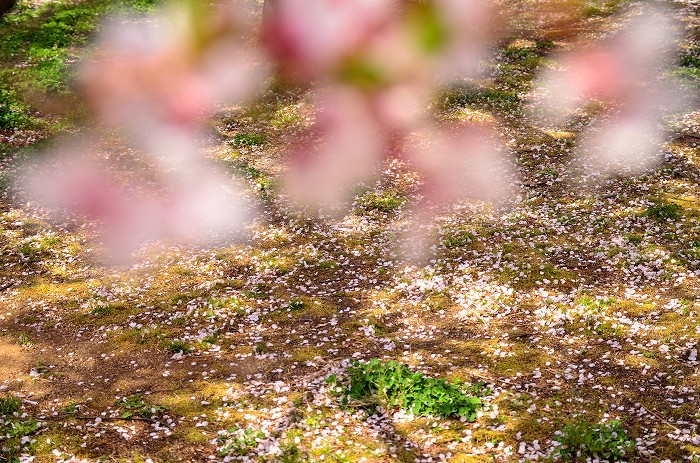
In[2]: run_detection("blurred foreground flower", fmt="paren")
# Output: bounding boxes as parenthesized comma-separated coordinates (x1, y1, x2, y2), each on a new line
(533, 6, 684, 176)
(273, 1, 508, 205)
(406, 125, 512, 207)
(19, 137, 253, 263)
(262, 0, 397, 79)
(79, 1, 266, 166)
(17, 1, 265, 263)
(400, 124, 512, 261)
(282, 87, 387, 211)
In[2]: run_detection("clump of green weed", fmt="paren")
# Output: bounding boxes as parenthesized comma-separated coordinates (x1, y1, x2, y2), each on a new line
(285, 299, 305, 311)
(0, 87, 33, 129)
(676, 51, 700, 83)
(165, 338, 191, 354)
(231, 133, 267, 148)
(278, 442, 304, 463)
(201, 332, 219, 347)
(0, 394, 22, 415)
(626, 233, 643, 245)
(442, 230, 475, 248)
(90, 305, 114, 316)
(356, 189, 405, 214)
(61, 401, 80, 415)
(553, 419, 635, 462)
(216, 426, 265, 457)
(679, 54, 700, 70)
(645, 203, 682, 221)
(17, 333, 32, 347)
(0, 394, 41, 462)
(327, 359, 488, 420)
(117, 393, 167, 419)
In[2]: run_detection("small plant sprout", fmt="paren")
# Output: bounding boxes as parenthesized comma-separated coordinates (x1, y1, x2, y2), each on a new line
(553, 419, 636, 462)
(326, 358, 489, 421)
(117, 394, 167, 420)
(645, 203, 682, 221)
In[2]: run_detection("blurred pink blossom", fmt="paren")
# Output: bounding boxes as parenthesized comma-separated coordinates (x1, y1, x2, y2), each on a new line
(406, 124, 512, 206)
(534, 6, 682, 176)
(432, 0, 498, 79)
(80, 2, 266, 138)
(282, 87, 386, 212)
(18, 2, 264, 262)
(20, 139, 253, 263)
(277, 0, 508, 220)
(262, 0, 396, 79)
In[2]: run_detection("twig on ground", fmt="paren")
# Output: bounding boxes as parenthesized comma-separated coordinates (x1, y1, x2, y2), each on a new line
(0, 281, 15, 291)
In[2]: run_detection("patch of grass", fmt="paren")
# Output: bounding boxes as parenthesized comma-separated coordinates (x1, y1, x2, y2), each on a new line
(327, 359, 488, 421)
(61, 401, 80, 415)
(316, 260, 336, 270)
(0, 171, 13, 192)
(219, 156, 275, 194)
(17, 332, 32, 347)
(442, 230, 475, 249)
(553, 419, 635, 462)
(201, 332, 219, 347)
(576, 295, 616, 310)
(426, 290, 451, 312)
(231, 133, 267, 148)
(646, 203, 682, 222)
(0, 0, 158, 130)
(581, 0, 626, 17)
(271, 104, 303, 129)
(165, 338, 192, 354)
(500, 42, 548, 71)
(0, 394, 22, 415)
(30, 360, 50, 376)
(443, 85, 520, 112)
(291, 346, 324, 363)
(261, 255, 290, 274)
(493, 347, 546, 375)
(90, 304, 114, 316)
(19, 314, 38, 325)
(216, 426, 265, 457)
(243, 285, 267, 300)
(673, 49, 700, 85)
(673, 66, 700, 84)
(626, 233, 643, 245)
(492, 39, 554, 91)
(356, 189, 405, 214)
(680, 54, 700, 70)
(278, 442, 304, 463)
(0, 394, 40, 462)
(117, 393, 167, 419)
(285, 299, 306, 311)
(0, 87, 33, 129)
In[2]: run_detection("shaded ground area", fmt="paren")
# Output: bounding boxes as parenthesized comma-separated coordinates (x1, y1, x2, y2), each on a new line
(1, 0, 700, 462)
